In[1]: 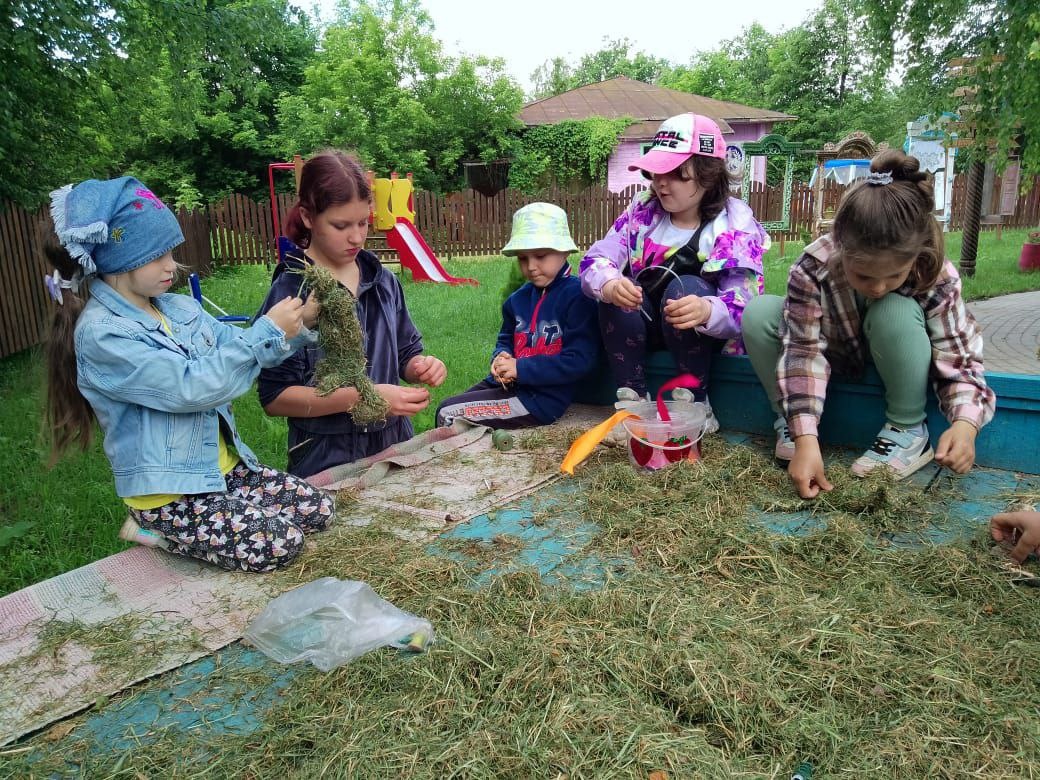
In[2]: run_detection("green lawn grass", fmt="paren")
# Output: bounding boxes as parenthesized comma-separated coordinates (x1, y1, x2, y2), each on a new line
(1, 229, 1037, 596)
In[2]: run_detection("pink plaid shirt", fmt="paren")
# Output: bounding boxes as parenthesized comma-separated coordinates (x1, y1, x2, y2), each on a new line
(779, 235, 996, 438)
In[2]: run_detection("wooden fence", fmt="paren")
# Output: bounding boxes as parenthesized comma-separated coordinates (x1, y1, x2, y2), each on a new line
(0, 204, 50, 359)
(415, 175, 1040, 257)
(414, 186, 642, 258)
(0, 194, 287, 358)
(412, 181, 835, 258)
(3, 173, 1039, 358)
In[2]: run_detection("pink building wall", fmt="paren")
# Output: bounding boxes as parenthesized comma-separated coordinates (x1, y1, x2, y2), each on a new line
(607, 121, 780, 193)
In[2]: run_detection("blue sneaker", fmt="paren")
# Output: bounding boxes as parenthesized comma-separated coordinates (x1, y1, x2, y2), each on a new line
(851, 423, 934, 480)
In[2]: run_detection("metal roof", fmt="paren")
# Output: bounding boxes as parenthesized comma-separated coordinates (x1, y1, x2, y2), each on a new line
(520, 77, 796, 137)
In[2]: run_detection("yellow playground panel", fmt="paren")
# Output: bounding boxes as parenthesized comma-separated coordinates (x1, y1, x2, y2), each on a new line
(367, 171, 476, 286)
(371, 173, 415, 231)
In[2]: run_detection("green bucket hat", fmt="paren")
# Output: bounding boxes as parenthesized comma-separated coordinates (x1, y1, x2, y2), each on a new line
(501, 202, 578, 256)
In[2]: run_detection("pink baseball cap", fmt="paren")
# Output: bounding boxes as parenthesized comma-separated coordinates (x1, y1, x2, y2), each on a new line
(628, 113, 726, 175)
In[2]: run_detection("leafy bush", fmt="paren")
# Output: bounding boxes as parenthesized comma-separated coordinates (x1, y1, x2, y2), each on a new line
(509, 118, 632, 192)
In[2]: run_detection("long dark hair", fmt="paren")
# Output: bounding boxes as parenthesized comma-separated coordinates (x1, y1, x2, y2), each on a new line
(42, 231, 96, 464)
(672, 155, 738, 224)
(833, 149, 945, 292)
(284, 150, 372, 248)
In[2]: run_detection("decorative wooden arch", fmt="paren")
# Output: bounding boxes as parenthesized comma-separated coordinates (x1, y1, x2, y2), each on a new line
(740, 134, 803, 233)
(812, 132, 889, 237)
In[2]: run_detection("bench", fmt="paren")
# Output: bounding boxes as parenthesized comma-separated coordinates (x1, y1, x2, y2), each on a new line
(583, 351, 1040, 474)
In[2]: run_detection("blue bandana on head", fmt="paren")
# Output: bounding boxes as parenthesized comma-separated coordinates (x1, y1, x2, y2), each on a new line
(49, 176, 184, 277)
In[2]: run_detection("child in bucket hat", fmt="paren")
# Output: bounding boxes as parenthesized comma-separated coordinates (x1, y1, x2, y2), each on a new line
(500, 202, 578, 256)
(42, 175, 336, 572)
(580, 112, 770, 428)
(436, 202, 599, 429)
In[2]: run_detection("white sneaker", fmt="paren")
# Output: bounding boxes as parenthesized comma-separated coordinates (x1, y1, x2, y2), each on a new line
(614, 387, 650, 411)
(773, 417, 795, 462)
(851, 423, 934, 480)
(670, 387, 695, 405)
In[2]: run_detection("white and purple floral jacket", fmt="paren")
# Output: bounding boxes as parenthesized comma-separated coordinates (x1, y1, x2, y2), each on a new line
(580, 190, 770, 354)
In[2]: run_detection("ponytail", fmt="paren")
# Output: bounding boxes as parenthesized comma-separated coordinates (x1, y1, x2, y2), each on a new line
(42, 238, 96, 464)
(833, 149, 945, 293)
(283, 203, 309, 247)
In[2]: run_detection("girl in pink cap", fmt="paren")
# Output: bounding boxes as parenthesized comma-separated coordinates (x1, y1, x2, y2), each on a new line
(580, 113, 770, 422)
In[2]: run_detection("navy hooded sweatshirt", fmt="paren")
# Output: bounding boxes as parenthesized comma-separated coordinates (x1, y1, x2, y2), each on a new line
(256, 247, 424, 478)
(490, 263, 600, 423)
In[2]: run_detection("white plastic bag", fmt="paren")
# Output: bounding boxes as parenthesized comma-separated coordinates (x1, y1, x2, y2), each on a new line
(243, 577, 433, 671)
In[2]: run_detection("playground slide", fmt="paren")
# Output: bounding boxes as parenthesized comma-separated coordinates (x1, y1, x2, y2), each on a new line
(385, 218, 477, 286)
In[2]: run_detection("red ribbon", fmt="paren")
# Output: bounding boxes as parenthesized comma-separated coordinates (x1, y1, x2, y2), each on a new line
(655, 373, 700, 422)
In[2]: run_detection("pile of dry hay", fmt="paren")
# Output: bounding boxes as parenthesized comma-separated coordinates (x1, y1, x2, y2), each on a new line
(8, 438, 1040, 778)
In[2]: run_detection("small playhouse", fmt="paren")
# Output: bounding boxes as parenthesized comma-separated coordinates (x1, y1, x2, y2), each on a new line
(807, 131, 888, 238)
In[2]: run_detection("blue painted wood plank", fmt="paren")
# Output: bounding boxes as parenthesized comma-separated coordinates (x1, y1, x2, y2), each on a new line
(640, 352, 1040, 474)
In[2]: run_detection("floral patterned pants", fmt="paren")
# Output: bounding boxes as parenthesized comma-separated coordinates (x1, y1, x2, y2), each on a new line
(131, 463, 335, 572)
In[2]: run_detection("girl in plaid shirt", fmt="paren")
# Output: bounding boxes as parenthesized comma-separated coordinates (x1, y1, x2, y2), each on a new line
(743, 150, 995, 498)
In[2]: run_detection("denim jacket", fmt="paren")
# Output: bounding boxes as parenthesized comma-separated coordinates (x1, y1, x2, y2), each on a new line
(75, 280, 313, 497)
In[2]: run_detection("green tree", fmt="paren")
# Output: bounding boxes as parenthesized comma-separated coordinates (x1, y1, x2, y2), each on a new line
(659, 23, 775, 107)
(530, 57, 574, 100)
(763, 0, 904, 150)
(0, 0, 317, 207)
(859, 0, 1040, 175)
(659, 3, 911, 167)
(0, 0, 121, 205)
(571, 38, 669, 86)
(529, 38, 670, 99)
(103, 0, 317, 204)
(276, 0, 522, 192)
(421, 55, 524, 176)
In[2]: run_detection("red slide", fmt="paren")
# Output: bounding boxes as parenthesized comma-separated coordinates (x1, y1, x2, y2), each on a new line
(384, 218, 477, 286)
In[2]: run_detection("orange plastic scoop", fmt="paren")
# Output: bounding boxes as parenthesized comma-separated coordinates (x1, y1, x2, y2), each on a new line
(560, 410, 636, 475)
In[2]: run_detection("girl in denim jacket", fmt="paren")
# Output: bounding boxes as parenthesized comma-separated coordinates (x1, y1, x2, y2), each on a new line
(43, 176, 334, 573)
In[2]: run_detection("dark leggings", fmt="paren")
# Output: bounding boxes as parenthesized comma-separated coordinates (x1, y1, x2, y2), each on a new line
(131, 462, 335, 573)
(599, 274, 718, 399)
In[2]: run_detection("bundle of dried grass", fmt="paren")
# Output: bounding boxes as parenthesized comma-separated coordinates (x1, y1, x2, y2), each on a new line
(298, 265, 389, 424)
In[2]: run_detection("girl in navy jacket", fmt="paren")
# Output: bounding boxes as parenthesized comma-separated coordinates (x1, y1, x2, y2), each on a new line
(258, 151, 446, 477)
